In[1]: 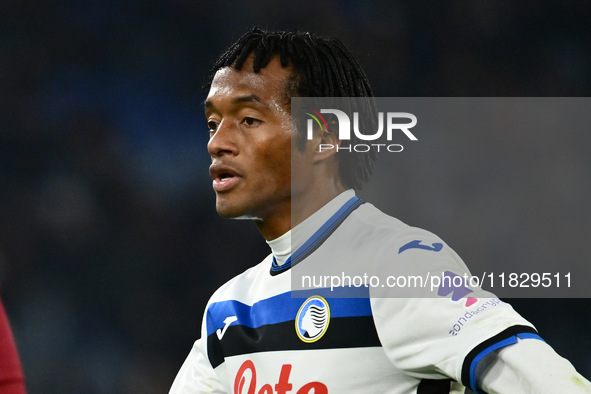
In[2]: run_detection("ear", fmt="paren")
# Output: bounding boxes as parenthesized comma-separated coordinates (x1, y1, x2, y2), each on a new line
(312, 127, 340, 163)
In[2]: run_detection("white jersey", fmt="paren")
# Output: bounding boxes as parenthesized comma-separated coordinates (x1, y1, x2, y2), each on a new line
(171, 191, 591, 394)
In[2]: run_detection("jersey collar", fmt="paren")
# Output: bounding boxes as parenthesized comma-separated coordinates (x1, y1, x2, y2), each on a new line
(269, 194, 364, 276)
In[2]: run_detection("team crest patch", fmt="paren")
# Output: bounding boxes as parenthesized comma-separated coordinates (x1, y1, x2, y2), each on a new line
(295, 296, 330, 343)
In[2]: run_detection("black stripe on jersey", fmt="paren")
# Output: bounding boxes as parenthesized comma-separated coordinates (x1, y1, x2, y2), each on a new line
(207, 315, 381, 369)
(460, 325, 538, 390)
(416, 379, 453, 394)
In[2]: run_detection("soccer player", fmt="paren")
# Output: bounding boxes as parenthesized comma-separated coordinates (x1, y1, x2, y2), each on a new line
(170, 28, 591, 393)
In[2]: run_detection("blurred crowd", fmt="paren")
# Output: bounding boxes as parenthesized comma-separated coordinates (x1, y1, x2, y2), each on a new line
(0, 1, 589, 392)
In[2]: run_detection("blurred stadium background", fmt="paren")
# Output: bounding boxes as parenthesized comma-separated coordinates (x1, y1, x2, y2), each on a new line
(1, 1, 590, 392)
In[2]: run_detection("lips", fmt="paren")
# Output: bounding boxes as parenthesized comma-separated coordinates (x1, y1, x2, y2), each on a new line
(209, 163, 242, 192)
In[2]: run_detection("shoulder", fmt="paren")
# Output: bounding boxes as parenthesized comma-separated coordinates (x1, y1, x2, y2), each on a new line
(207, 254, 274, 306)
(311, 200, 472, 298)
(343, 201, 443, 244)
(339, 201, 462, 265)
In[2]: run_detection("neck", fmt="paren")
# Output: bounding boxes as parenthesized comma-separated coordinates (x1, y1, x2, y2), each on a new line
(255, 179, 346, 241)
(267, 189, 356, 266)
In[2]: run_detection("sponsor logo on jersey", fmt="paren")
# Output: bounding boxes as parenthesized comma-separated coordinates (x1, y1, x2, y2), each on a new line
(398, 239, 443, 254)
(295, 296, 330, 343)
(216, 315, 237, 340)
(234, 360, 328, 394)
(448, 298, 501, 336)
(438, 271, 478, 307)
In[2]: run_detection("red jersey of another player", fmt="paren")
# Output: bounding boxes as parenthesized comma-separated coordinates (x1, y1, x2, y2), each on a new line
(0, 297, 26, 394)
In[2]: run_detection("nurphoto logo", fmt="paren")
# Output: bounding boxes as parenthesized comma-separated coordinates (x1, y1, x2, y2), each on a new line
(304, 107, 418, 153)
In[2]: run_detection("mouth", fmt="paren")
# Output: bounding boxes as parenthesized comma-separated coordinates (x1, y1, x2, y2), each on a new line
(219, 173, 235, 181)
(210, 163, 242, 192)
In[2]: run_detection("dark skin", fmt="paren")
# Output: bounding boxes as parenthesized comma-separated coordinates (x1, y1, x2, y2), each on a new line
(205, 56, 345, 240)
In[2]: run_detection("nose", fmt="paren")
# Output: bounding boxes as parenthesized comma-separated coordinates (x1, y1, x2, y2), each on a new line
(207, 121, 237, 158)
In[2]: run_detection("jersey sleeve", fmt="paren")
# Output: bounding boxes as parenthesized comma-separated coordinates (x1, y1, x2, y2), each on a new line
(169, 309, 226, 394)
(368, 227, 538, 387)
(477, 338, 591, 393)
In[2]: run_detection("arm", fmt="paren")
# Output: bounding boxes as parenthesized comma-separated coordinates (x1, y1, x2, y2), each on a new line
(476, 338, 591, 394)
(370, 228, 590, 391)
(169, 337, 226, 394)
(170, 304, 226, 394)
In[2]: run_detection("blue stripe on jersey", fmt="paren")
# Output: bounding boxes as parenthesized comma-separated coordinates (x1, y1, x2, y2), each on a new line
(469, 333, 544, 393)
(206, 290, 373, 336)
(292, 286, 370, 299)
(270, 196, 364, 274)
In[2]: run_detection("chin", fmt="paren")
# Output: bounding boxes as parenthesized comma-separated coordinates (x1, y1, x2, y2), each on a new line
(217, 211, 262, 221)
(215, 201, 261, 221)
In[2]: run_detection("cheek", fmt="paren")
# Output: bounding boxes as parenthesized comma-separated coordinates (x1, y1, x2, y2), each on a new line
(256, 146, 291, 188)
(246, 126, 292, 186)
(265, 153, 291, 186)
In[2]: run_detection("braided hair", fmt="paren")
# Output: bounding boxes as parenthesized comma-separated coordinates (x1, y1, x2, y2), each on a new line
(205, 27, 377, 191)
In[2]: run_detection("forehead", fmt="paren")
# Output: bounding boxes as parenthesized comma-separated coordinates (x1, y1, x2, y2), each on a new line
(206, 56, 292, 108)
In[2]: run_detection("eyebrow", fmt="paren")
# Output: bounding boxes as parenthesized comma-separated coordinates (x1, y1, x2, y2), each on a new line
(232, 94, 264, 106)
(203, 94, 266, 111)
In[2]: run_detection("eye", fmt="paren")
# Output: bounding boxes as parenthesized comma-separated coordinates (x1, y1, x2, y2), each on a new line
(242, 117, 262, 127)
(207, 121, 219, 133)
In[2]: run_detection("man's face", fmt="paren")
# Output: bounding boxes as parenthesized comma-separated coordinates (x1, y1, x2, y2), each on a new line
(205, 57, 306, 225)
